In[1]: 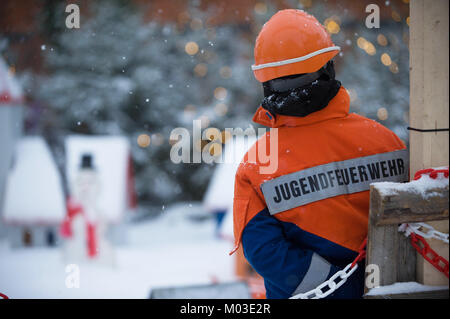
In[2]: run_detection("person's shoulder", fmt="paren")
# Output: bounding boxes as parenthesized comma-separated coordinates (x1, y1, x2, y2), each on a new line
(236, 132, 270, 175)
(347, 113, 406, 148)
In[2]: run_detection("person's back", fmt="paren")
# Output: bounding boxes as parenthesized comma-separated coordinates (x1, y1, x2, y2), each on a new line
(231, 9, 407, 299)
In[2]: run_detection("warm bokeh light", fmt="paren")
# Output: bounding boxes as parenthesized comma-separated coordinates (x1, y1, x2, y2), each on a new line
(197, 115, 210, 128)
(406, 16, 410, 26)
(194, 63, 208, 77)
(151, 133, 164, 146)
(391, 11, 401, 22)
(389, 62, 399, 74)
(137, 134, 151, 148)
(325, 19, 340, 34)
(190, 18, 203, 30)
(219, 66, 232, 79)
(377, 107, 389, 121)
(214, 103, 228, 116)
(184, 104, 197, 118)
(357, 37, 376, 56)
(377, 34, 388, 46)
(254, 2, 267, 15)
(299, 0, 313, 8)
(177, 11, 190, 24)
(214, 87, 227, 101)
(185, 41, 199, 55)
(381, 53, 392, 66)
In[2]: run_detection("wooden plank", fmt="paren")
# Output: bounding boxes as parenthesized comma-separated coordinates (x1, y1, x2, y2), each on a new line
(409, 0, 449, 287)
(369, 184, 449, 226)
(366, 223, 417, 288)
(366, 187, 418, 291)
(365, 289, 449, 299)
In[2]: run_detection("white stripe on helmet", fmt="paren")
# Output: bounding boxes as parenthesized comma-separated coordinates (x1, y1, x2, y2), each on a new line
(251, 46, 341, 71)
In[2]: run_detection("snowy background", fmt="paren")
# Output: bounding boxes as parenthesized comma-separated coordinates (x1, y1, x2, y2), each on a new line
(0, 0, 410, 298)
(0, 203, 235, 298)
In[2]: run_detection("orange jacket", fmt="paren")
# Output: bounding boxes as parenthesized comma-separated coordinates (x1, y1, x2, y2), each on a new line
(232, 87, 406, 256)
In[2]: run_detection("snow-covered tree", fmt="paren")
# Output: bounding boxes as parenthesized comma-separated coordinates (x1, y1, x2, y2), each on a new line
(27, 0, 259, 205)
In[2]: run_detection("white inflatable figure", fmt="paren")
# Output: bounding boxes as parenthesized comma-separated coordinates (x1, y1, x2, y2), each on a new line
(63, 154, 115, 266)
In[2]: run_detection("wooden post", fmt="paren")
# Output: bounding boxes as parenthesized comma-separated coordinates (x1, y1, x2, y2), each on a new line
(409, 0, 449, 285)
(366, 183, 448, 298)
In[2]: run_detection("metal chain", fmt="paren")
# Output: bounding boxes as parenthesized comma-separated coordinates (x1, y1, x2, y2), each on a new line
(399, 223, 449, 244)
(290, 238, 367, 299)
(290, 263, 359, 299)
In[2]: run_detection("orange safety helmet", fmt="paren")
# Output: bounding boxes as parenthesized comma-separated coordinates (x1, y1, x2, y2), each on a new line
(252, 9, 340, 83)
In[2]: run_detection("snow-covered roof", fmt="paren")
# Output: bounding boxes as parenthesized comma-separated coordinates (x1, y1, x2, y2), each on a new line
(65, 135, 131, 223)
(0, 57, 23, 106)
(203, 135, 257, 213)
(1, 136, 66, 225)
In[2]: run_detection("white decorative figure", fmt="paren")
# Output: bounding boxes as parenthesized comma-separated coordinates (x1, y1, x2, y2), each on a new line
(61, 154, 115, 266)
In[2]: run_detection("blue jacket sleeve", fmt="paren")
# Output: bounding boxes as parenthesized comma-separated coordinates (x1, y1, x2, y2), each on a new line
(241, 208, 339, 299)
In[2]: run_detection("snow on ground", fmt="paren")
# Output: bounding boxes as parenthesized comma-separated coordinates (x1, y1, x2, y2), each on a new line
(0, 202, 236, 299)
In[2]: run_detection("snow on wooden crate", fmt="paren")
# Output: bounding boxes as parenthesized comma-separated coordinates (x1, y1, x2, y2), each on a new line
(372, 167, 449, 198)
(2, 136, 66, 225)
(65, 135, 134, 224)
(365, 282, 448, 297)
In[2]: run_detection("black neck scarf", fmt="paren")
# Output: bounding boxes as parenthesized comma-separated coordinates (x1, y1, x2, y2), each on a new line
(261, 61, 341, 118)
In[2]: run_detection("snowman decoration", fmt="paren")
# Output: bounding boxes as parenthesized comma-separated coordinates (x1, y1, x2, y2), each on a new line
(61, 154, 115, 266)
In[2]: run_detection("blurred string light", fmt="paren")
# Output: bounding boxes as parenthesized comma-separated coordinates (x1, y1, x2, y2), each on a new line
(391, 10, 401, 22)
(190, 18, 203, 31)
(184, 104, 197, 118)
(177, 11, 190, 24)
(137, 134, 151, 148)
(214, 87, 227, 101)
(389, 62, 399, 74)
(357, 37, 376, 55)
(194, 63, 208, 77)
(324, 16, 341, 34)
(377, 107, 389, 121)
(219, 66, 232, 79)
(254, 2, 268, 15)
(8, 65, 16, 75)
(299, 0, 313, 8)
(381, 53, 392, 66)
(185, 41, 199, 55)
(377, 34, 388, 46)
(197, 115, 210, 128)
(151, 133, 164, 146)
(214, 103, 228, 116)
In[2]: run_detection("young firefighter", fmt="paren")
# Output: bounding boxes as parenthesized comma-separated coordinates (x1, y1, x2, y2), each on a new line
(231, 10, 408, 299)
